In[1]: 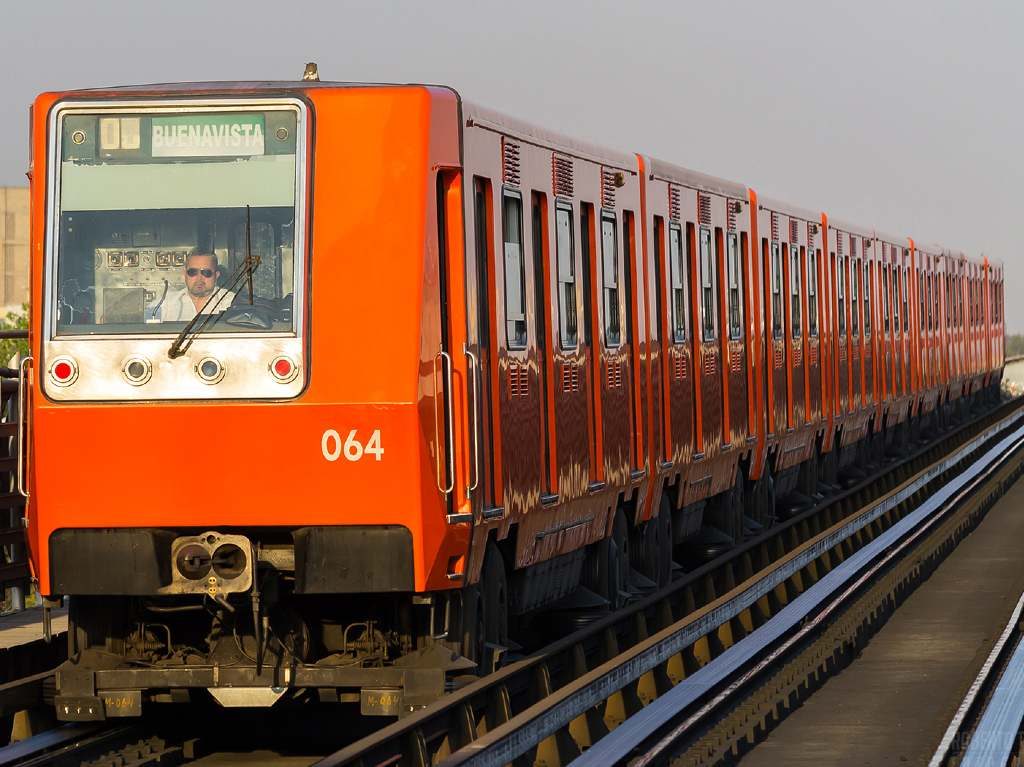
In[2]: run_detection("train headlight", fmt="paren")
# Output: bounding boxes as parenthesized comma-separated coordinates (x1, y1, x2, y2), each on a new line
(195, 357, 225, 384)
(49, 356, 79, 387)
(122, 356, 152, 386)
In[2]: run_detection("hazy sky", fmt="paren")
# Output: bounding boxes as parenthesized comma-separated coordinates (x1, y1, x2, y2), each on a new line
(2, 1, 1021, 329)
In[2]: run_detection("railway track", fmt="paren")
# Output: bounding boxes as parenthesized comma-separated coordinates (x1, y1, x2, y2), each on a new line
(316, 397, 1024, 767)
(2, 397, 1020, 766)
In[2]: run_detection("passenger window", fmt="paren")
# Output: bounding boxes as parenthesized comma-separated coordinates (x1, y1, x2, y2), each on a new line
(790, 244, 802, 339)
(863, 261, 872, 336)
(852, 257, 861, 336)
(601, 213, 621, 347)
(670, 224, 689, 342)
(808, 248, 818, 336)
(502, 193, 527, 349)
(919, 273, 927, 331)
(882, 264, 890, 333)
(892, 266, 900, 333)
(837, 254, 846, 336)
(903, 268, 909, 332)
(771, 242, 783, 338)
(727, 232, 743, 339)
(555, 205, 578, 348)
(700, 227, 716, 340)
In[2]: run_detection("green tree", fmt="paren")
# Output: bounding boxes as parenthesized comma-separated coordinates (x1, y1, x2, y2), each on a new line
(0, 304, 29, 365)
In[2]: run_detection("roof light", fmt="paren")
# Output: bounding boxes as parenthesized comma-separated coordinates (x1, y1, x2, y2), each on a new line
(49, 356, 79, 387)
(270, 355, 299, 383)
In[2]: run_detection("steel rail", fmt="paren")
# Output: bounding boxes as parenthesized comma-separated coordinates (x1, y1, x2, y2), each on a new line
(318, 399, 1024, 767)
(580, 420, 1024, 767)
(931, 591, 1024, 767)
(437, 415, 1024, 766)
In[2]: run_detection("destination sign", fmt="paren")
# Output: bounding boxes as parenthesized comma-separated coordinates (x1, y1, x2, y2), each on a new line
(151, 114, 265, 158)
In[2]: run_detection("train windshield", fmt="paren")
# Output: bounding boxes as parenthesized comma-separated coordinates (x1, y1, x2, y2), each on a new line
(50, 104, 305, 337)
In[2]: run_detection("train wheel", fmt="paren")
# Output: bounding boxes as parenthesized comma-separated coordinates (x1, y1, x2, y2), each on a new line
(461, 544, 508, 673)
(586, 510, 631, 611)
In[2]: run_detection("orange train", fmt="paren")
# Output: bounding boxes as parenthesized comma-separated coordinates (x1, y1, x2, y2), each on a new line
(22, 74, 1004, 720)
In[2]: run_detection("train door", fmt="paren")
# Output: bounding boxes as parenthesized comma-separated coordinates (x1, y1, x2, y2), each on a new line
(696, 221, 722, 453)
(723, 224, 748, 444)
(767, 231, 788, 436)
(849, 238, 861, 410)
(862, 245, 875, 409)
(665, 219, 695, 465)
(599, 210, 634, 481)
(882, 249, 892, 401)
(835, 240, 849, 416)
(550, 199, 591, 495)
(806, 233, 822, 421)
(785, 231, 806, 426)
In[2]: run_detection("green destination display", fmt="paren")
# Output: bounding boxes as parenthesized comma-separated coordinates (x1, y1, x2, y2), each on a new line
(151, 113, 265, 158)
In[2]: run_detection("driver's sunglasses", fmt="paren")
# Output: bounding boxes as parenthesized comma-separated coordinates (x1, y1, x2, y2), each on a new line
(186, 268, 215, 278)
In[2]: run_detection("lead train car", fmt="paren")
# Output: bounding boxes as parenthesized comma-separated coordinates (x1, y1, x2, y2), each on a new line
(22, 80, 1004, 721)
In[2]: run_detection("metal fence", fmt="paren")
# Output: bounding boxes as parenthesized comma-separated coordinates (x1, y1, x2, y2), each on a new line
(0, 330, 29, 614)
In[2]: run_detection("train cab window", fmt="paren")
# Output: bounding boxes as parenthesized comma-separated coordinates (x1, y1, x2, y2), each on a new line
(670, 223, 689, 342)
(700, 227, 717, 340)
(727, 231, 743, 339)
(852, 257, 860, 336)
(52, 106, 304, 336)
(790, 245, 802, 338)
(837, 255, 846, 336)
(771, 242, 783, 338)
(601, 213, 621, 347)
(863, 261, 872, 336)
(555, 204, 578, 348)
(502, 193, 527, 349)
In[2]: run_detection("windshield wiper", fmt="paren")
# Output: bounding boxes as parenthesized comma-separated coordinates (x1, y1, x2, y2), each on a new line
(168, 206, 261, 360)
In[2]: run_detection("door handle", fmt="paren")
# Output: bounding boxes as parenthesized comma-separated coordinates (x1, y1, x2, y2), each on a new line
(464, 345, 481, 495)
(433, 350, 455, 495)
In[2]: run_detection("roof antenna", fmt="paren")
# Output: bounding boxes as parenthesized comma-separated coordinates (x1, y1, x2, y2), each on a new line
(302, 62, 320, 82)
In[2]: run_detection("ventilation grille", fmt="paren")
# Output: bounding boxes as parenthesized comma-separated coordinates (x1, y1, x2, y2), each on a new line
(837, 232, 844, 257)
(669, 186, 681, 222)
(508, 362, 528, 397)
(790, 219, 799, 244)
(730, 352, 742, 373)
(793, 346, 802, 367)
(850, 236, 857, 258)
(601, 168, 617, 209)
(606, 359, 623, 388)
(552, 154, 574, 198)
(727, 201, 737, 231)
(560, 362, 580, 393)
(703, 352, 716, 377)
(774, 346, 784, 367)
(502, 138, 521, 187)
(771, 212, 780, 242)
(698, 194, 712, 227)
(809, 344, 819, 366)
(673, 353, 687, 380)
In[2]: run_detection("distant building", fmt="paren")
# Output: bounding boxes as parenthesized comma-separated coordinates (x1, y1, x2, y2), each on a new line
(0, 188, 29, 314)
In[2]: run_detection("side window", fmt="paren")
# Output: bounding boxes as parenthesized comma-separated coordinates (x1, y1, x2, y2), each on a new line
(473, 179, 491, 348)
(808, 248, 818, 336)
(919, 272, 927, 332)
(727, 231, 743, 338)
(852, 257, 861, 336)
(700, 227, 716, 340)
(927, 273, 933, 330)
(502, 193, 527, 349)
(882, 264, 891, 333)
(771, 242, 783, 338)
(791, 244, 802, 338)
(601, 213, 621, 347)
(670, 224, 688, 342)
(863, 261, 872, 335)
(555, 205, 578, 348)
(892, 265, 900, 333)
(580, 203, 594, 346)
(903, 267, 909, 332)
(837, 254, 846, 336)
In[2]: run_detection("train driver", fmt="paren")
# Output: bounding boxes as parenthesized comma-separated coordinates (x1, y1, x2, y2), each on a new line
(157, 252, 236, 322)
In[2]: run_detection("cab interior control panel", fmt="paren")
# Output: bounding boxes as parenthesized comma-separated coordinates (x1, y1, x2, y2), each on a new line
(94, 246, 194, 323)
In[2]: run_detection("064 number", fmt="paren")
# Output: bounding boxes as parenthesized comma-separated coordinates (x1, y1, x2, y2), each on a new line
(321, 429, 384, 462)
